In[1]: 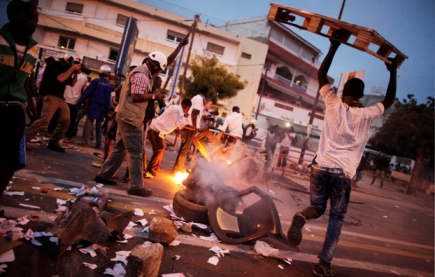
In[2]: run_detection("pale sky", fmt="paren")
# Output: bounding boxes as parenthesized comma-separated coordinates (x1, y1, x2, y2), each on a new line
(1, 0, 433, 104)
(142, 0, 435, 104)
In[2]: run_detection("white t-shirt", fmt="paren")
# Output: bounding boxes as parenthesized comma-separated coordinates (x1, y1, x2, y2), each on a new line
(64, 73, 88, 104)
(150, 105, 188, 136)
(188, 94, 205, 128)
(218, 111, 243, 138)
(315, 84, 384, 178)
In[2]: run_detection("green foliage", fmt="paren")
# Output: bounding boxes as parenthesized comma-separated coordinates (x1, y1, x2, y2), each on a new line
(180, 55, 247, 103)
(369, 95, 434, 160)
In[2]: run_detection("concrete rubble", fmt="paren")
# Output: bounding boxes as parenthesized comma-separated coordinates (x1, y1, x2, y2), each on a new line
(125, 241, 164, 277)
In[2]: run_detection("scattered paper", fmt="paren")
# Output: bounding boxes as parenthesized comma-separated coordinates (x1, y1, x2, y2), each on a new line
(123, 234, 133, 240)
(162, 273, 185, 277)
(169, 240, 181, 246)
(125, 221, 137, 230)
(207, 256, 219, 266)
(111, 250, 130, 265)
(172, 255, 181, 260)
(304, 227, 311, 232)
(56, 199, 67, 206)
(254, 240, 279, 258)
(192, 222, 207, 229)
(162, 205, 174, 213)
(24, 229, 34, 240)
(104, 263, 126, 277)
(83, 262, 97, 269)
(17, 216, 29, 225)
(209, 246, 229, 257)
(283, 257, 292, 265)
(0, 264, 7, 273)
(383, 215, 388, 218)
(116, 240, 128, 244)
(136, 219, 148, 226)
(53, 187, 63, 191)
(200, 233, 220, 243)
(18, 204, 40, 209)
(49, 237, 58, 243)
(79, 245, 99, 257)
(31, 187, 41, 190)
(5, 191, 25, 196)
(55, 206, 68, 213)
(148, 209, 156, 215)
(142, 226, 149, 233)
(134, 208, 144, 216)
(31, 238, 42, 246)
(278, 265, 284, 269)
(95, 184, 104, 188)
(0, 250, 15, 263)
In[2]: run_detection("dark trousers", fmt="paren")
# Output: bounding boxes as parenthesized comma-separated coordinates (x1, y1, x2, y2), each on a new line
(65, 103, 77, 138)
(172, 129, 193, 172)
(147, 129, 165, 173)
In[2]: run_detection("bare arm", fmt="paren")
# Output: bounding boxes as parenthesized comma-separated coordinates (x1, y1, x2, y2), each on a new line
(381, 58, 397, 110)
(167, 33, 190, 66)
(131, 92, 164, 103)
(318, 30, 347, 88)
(57, 64, 81, 83)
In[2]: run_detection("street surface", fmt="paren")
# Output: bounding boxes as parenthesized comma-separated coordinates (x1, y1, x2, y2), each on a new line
(0, 132, 433, 277)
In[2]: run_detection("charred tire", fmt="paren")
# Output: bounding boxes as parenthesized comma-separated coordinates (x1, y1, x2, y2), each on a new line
(173, 190, 209, 224)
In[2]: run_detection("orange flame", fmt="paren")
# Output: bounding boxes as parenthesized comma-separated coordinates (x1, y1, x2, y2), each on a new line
(173, 171, 189, 186)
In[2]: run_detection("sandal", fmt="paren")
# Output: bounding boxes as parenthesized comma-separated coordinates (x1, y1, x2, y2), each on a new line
(312, 261, 335, 277)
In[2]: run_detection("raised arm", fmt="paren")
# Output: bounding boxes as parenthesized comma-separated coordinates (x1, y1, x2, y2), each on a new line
(318, 30, 345, 88)
(167, 33, 190, 66)
(381, 58, 397, 110)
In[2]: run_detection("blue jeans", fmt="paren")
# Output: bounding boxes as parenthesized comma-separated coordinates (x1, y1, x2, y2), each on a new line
(310, 167, 351, 263)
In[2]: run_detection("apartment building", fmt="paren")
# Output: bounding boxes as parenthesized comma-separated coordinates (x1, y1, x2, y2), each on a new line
(32, 0, 267, 121)
(223, 16, 335, 139)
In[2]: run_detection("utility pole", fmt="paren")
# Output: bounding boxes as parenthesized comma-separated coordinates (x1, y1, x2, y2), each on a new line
(179, 14, 199, 97)
(298, 0, 346, 164)
(255, 60, 271, 119)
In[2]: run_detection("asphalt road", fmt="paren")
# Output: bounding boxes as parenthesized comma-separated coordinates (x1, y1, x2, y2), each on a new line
(0, 134, 432, 277)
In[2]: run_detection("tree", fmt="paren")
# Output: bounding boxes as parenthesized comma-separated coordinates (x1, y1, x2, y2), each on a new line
(180, 55, 247, 103)
(368, 95, 434, 195)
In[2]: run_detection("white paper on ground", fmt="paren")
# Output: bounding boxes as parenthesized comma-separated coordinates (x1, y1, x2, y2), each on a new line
(24, 229, 34, 240)
(17, 216, 29, 225)
(148, 209, 156, 215)
(53, 187, 63, 191)
(110, 250, 130, 265)
(104, 263, 126, 276)
(18, 204, 40, 209)
(0, 264, 7, 273)
(31, 238, 42, 246)
(79, 245, 99, 257)
(31, 187, 41, 190)
(0, 250, 15, 263)
(142, 226, 149, 233)
(162, 273, 185, 277)
(207, 256, 219, 266)
(278, 265, 284, 269)
(200, 233, 220, 243)
(136, 219, 148, 226)
(56, 199, 67, 206)
(209, 246, 230, 258)
(95, 184, 104, 188)
(55, 206, 68, 213)
(304, 227, 311, 232)
(134, 208, 144, 216)
(49, 237, 58, 243)
(169, 240, 181, 246)
(173, 255, 181, 260)
(254, 240, 279, 258)
(5, 191, 25, 196)
(83, 262, 98, 269)
(192, 222, 207, 229)
(123, 234, 133, 240)
(125, 221, 137, 230)
(162, 205, 174, 214)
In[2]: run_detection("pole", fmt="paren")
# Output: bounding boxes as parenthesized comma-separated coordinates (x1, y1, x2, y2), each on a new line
(298, 1, 346, 164)
(255, 60, 270, 120)
(179, 14, 199, 97)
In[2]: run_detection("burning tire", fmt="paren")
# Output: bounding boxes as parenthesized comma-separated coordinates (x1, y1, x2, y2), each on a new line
(172, 189, 209, 224)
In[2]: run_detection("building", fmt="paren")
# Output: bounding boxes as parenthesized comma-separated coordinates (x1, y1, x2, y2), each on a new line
(32, 0, 267, 121)
(222, 16, 334, 139)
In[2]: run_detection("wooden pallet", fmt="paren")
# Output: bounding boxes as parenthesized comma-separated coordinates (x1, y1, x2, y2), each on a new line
(268, 3, 407, 68)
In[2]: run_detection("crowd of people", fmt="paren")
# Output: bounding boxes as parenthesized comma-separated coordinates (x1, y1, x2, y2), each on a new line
(0, 2, 399, 276)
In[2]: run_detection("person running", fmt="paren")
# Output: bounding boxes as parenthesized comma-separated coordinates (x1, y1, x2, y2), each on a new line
(287, 29, 397, 277)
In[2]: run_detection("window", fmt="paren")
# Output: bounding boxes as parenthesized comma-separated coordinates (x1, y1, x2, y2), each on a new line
(65, 2, 83, 14)
(241, 52, 251, 60)
(166, 30, 184, 44)
(116, 14, 128, 27)
(108, 49, 118, 61)
(58, 36, 76, 50)
(206, 42, 225, 56)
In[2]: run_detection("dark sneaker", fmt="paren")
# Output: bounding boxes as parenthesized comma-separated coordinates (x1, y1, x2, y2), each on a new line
(148, 169, 157, 177)
(287, 212, 306, 246)
(313, 260, 335, 277)
(94, 175, 117, 185)
(47, 141, 65, 153)
(128, 188, 153, 197)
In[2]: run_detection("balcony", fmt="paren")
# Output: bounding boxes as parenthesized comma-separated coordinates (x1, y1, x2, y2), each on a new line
(274, 74, 307, 93)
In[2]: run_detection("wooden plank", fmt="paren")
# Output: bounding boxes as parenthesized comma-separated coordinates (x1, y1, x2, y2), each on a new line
(267, 3, 408, 68)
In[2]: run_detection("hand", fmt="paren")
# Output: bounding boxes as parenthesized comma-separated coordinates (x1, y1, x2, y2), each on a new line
(329, 29, 348, 46)
(26, 102, 37, 120)
(180, 33, 190, 47)
(71, 63, 81, 71)
(385, 57, 397, 72)
(153, 92, 165, 101)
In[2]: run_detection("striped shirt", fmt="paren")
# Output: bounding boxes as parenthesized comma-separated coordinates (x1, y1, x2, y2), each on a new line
(129, 65, 152, 94)
(315, 84, 384, 178)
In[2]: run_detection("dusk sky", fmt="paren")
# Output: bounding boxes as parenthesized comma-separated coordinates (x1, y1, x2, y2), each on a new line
(1, 0, 433, 104)
(143, 0, 435, 104)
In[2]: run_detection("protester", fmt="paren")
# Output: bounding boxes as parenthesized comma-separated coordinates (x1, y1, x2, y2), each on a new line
(147, 99, 196, 176)
(25, 54, 81, 152)
(0, 0, 39, 216)
(286, 29, 397, 277)
(263, 125, 283, 172)
(370, 154, 390, 188)
(63, 68, 88, 142)
(77, 65, 113, 149)
(172, 85, 209, 173)
(241, 119, 257, 144)
(217, 106, 243, 139)
(277, 126, 295, 167)
(93, 51, 166, 197)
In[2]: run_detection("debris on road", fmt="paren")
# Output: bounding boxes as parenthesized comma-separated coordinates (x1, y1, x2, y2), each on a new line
(126, 241, 163, 277)
(149, 217, 178, 245)
(207, 256, 219, 266)
(209, 246, 229, 257)
(83, 262, 97, 269)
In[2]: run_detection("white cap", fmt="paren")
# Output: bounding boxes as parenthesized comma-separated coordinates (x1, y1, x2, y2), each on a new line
(149, 51, 167, 71)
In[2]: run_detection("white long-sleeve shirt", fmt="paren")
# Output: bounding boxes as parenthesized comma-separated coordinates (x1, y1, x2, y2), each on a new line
(218, 111, 243, 138)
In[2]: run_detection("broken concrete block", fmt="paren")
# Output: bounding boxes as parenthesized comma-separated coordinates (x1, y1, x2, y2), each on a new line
(149, 217, 178, 246)
(125, 241, 163, 277)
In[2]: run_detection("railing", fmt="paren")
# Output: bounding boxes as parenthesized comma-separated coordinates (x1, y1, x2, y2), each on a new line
(275, 74, 292, 86)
